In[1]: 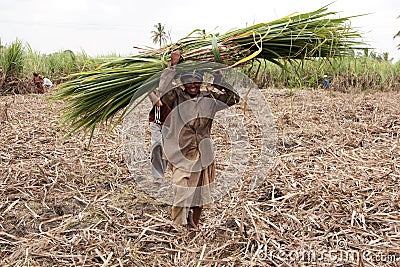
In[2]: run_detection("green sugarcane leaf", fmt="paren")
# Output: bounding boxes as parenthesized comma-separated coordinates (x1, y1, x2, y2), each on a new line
(56, 4, 365, 137)
(211, 35, 223, 63)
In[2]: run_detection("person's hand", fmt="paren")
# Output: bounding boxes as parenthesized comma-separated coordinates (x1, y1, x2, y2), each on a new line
(149, 92, 163, 106)
(154, 99, 163, 107)
(170, 50, 181, 67)
(212, 83, 226, 92)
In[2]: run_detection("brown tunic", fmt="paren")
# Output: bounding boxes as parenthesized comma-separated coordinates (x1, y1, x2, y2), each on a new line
(159, 67, 239, 172)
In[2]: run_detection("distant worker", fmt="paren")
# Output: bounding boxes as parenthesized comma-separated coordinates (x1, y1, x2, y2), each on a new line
(323, 74, 330, 89)
(33, 73, 44, 94)
(0, 68, 4, 87)
(43, 77, 53, 88)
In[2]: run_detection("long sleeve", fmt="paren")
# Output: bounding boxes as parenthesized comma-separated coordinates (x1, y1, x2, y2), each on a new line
(159, 67, 176, 95)
(159, 67, 177, 110)
(149, 91, 160, 105)
(211, 77, 240, 109)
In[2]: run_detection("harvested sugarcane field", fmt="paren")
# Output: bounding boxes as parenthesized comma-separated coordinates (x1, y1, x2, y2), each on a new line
(2, 2, 400, 267)
(1, 88, 399, 266)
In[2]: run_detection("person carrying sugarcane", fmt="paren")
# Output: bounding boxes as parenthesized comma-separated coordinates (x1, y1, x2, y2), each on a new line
(159, 51, 240, 228)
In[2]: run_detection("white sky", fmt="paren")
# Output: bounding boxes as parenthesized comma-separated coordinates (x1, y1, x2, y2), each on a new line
(1, 0, 399, 61)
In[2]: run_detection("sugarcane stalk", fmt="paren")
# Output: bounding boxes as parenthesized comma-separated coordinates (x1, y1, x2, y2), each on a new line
(55, 4, 364, 137)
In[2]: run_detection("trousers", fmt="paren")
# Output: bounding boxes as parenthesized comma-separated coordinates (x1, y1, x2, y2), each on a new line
(150, 122, 167, 179)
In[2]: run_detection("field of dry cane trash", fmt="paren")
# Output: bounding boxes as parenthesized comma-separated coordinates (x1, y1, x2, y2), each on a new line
(0, 88, 399, 266)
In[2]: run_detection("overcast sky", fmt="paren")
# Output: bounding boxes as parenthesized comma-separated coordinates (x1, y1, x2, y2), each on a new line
(1, 0, 399, 61)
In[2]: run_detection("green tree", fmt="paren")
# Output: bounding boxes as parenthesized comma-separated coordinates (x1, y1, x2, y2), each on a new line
(151, 23, 167, 47)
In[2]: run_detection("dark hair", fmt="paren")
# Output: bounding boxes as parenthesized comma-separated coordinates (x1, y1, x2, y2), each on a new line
(180, 71, 203, 83)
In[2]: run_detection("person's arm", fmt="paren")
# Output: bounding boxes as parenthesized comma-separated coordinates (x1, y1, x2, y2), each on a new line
(159, 51, 180, 108)
(158, 50, 180, 94)
(149, 91, 163, 107)
(211, 71, 240, 107)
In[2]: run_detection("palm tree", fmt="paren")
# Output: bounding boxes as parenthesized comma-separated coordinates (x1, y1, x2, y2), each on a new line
(151, 23, 167, 47)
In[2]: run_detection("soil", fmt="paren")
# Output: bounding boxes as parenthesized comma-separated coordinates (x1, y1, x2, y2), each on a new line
(0, 89, 399, 266)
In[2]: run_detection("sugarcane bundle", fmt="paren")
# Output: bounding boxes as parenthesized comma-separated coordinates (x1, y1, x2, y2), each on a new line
(55, 5, 363, 136)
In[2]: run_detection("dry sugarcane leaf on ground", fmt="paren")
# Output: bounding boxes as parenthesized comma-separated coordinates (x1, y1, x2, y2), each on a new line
(1, 88, 399, 266)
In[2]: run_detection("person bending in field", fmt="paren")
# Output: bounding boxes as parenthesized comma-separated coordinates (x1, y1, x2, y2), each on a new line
(33, 73, 44, 94)
(159, 51, 240, 228)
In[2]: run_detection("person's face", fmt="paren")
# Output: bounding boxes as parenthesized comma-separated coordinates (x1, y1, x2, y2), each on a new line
(183, 77, 201, 96)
